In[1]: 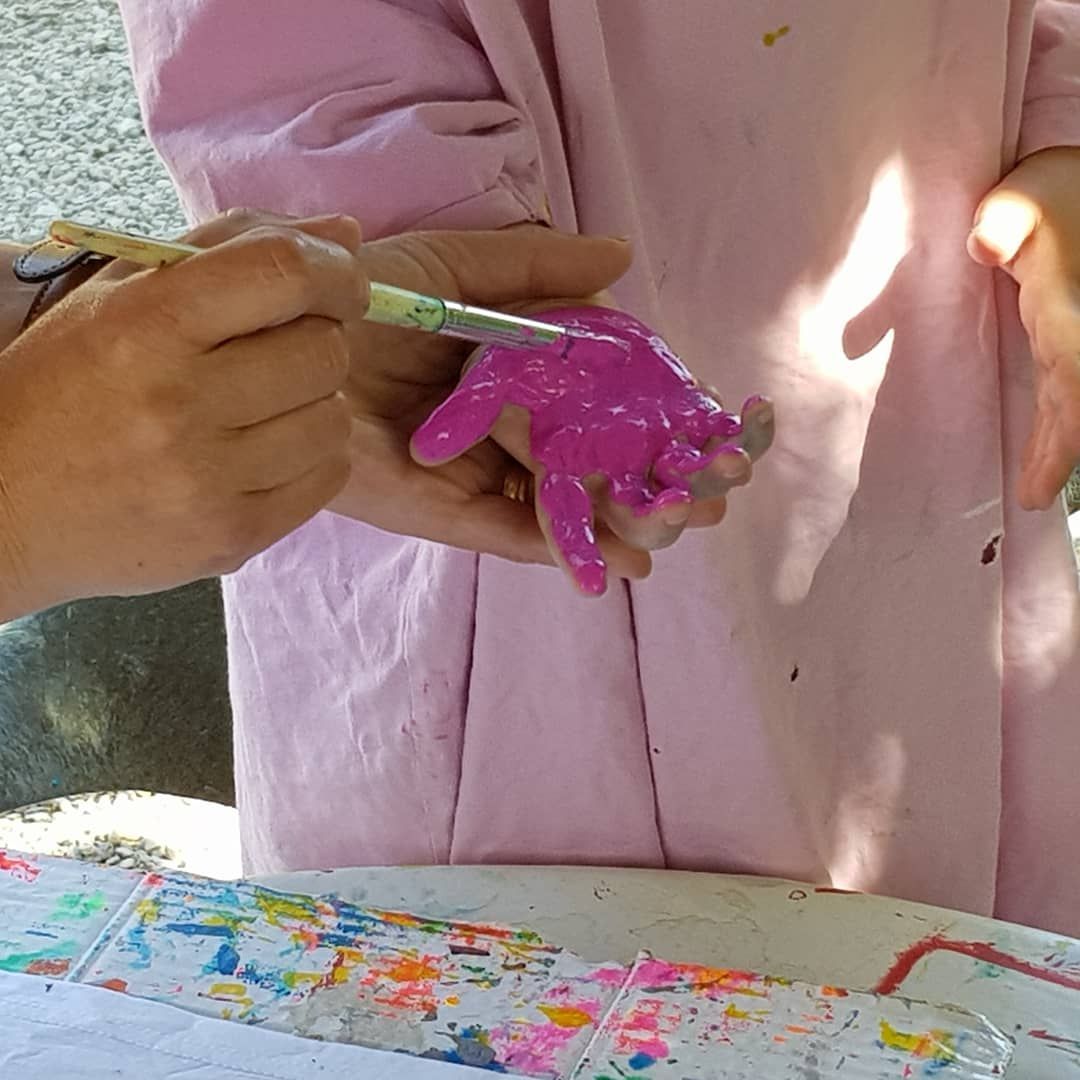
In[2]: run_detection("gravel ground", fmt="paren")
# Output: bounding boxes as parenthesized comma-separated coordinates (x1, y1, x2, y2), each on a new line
(0, 790, 241, 878)
(0, 0, 184, 242)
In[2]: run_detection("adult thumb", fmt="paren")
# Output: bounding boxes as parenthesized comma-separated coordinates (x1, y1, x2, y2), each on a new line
(420, 226, 633, 305)
(967, 183, 1040, 268)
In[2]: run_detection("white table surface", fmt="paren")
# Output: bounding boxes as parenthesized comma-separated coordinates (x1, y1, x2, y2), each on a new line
(260, 865, 1080, 1077)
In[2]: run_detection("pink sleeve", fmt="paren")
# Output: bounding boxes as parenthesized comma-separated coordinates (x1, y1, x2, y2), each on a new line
(117, 0, 545, 238)
(1020, 0, 1080, 156)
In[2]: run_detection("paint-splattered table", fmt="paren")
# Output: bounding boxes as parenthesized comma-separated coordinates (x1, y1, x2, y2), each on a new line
(260, 865, 1080, 1076)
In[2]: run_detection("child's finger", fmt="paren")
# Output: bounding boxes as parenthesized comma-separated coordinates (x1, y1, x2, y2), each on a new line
(594, 491, 692, 552)
(686, 496, 729, 529)
(739, 396, 777, 461)
(533, 472, 651, 596)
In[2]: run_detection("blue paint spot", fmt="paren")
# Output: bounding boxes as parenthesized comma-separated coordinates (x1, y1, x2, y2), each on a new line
(162, 922, 234, 938)
(628, 1052, 656, 1071)
(50, 777, 60, 787)
(204, 942, 240, 976)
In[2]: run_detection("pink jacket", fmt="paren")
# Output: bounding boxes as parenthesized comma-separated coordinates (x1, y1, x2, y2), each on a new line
(119, 1, 1080, 935)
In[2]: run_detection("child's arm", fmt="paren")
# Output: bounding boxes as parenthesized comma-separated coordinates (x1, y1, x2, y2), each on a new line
(117, 0, 546, 237)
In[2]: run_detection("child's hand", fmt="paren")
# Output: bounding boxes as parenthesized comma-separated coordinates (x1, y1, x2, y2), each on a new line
(968, 147, 1080, 510)
(412, 306, 774, 596)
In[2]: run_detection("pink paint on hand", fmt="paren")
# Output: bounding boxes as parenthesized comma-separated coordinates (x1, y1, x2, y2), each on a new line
(412, 307, 755, 595)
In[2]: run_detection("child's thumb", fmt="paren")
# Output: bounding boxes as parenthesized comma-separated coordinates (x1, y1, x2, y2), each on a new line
(967, 186, 1040, 268)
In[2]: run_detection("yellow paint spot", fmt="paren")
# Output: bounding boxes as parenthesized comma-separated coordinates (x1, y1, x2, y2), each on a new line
(537, 1005, 594, 1029)
(135, 899, 160, 922)
(762, 24, 791, 46)
(255, 894, 318, 927)
(207, 982, 254, 1014)
(878, 1021, 957, 1063)
(445, 995, 460, 1006)
(724, 1003, 751, 1020)
(204, 912, 255, 934)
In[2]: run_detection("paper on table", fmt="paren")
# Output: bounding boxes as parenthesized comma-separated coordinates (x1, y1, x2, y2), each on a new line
(572, 955, 1015, 1079)
(0, 970, 466, 1079)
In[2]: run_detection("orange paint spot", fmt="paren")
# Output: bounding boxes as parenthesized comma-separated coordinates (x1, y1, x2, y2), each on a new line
(445, 995, 460, 1006)
(26, 958, 71, 976)
(98, 978, 129, 993)
(821, 986, 849, 997)
(762, 25, 791, 47)
(387, 957, 439, 983)
(786, 1025, 813, 1035)
(537, 1005, 594, 1029)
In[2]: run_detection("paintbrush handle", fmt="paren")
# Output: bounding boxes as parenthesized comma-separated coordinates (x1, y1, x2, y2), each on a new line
(48, 220, 566, 351)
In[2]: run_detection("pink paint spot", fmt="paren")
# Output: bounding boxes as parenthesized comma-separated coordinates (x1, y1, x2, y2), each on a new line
(0, 851, 41, 882)
(413, 308, 762, 596)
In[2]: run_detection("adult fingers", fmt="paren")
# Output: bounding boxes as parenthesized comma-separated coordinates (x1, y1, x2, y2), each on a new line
(205, 316, 350, 428)
(96, 211, 365, 285)
(226, 392, 352, 493)
(365, 226, 632, 306)
(181, 209, 364, 254)
(232, 456, 352, 570)
(130, 225, 369, 349)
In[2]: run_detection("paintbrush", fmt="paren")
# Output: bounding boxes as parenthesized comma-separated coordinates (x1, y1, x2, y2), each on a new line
(47, 219, 574, 352)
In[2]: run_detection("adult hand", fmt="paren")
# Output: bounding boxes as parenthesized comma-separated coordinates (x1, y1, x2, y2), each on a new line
(0, 219, 363, 619)
(969, 147, 1080, 510)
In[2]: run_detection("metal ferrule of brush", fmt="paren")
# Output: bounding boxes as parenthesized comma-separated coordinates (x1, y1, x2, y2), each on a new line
(440, 301, 567, 349)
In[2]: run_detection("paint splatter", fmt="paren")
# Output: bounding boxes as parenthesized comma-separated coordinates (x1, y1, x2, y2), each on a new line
(981, 533, 1002, 565)
(763, 25, 791, 46)
(877, 1019, 956, 1064)
(51, 890, 107, 921)
(0, 944, 76, 975)
(875, 933, 1080, 995)
(1028, 1028, 1080, 1052)
(0, 851, 41, 882)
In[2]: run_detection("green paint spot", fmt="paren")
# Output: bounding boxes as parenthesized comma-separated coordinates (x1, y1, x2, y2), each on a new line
(52, 890, 107, 920)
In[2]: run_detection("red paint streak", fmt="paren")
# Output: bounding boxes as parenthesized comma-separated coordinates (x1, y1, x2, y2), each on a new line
(98, 978, 129, 993)
(814, 887, 854, 895)
(26, 958, 71, 976)
(876, 934, 1080, 995)
(0, 851, 41, 882)
(1028, 1029, 1080, 1050)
